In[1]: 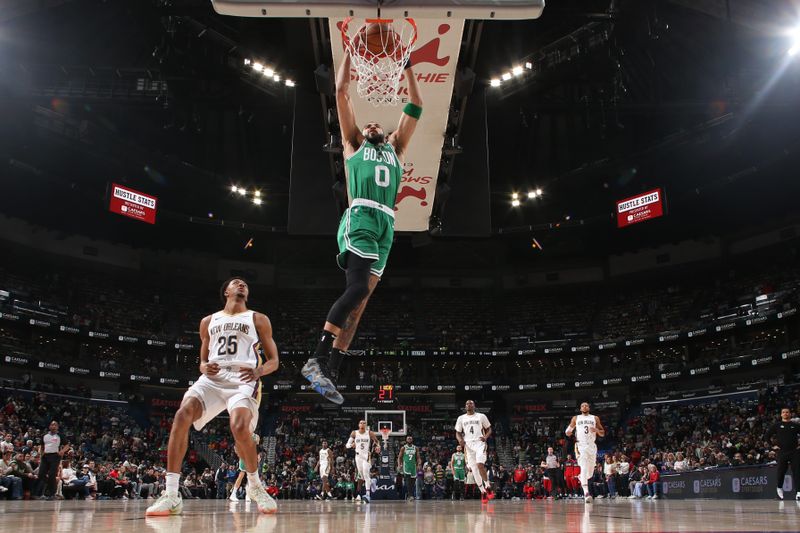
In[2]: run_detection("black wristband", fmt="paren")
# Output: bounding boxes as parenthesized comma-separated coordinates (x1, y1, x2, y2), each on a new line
(404, 56, 413, 70)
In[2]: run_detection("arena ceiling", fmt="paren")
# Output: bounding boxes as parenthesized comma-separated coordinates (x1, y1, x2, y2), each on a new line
(0, 0, 798, 266)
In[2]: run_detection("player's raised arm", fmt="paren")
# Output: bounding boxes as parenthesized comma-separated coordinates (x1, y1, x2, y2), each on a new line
(594, 416, 606, 438)
(565, 416, 577, 437)
(198, 315, 218, 376)
(336, 52, 363, 154)
(388, 65, 423, 160)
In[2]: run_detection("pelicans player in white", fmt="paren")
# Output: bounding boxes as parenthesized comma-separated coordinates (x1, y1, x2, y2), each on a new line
(315, 440, 334, 499)
(565, 402, 606, 503)
(146, 278, 279, 516)
(346, 420, 381, 503)
(455, 400, 494, 503)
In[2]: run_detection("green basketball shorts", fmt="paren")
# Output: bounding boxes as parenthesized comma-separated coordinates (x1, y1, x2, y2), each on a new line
(336, 203, 394, 277)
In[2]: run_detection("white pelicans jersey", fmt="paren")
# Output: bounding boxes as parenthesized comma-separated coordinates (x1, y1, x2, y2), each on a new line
(207, 310, 260, 369)
(575, 414, 597, 445)
(455, 412, 491, 443)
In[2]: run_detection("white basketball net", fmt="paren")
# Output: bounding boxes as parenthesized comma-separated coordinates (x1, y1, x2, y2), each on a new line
(341, 18, 417, 107)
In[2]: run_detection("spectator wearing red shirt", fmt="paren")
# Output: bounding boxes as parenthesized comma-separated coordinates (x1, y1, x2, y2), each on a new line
(523, 480, 536, 499)
(513, 464, 527, 498)
(644, 464, 660, 499)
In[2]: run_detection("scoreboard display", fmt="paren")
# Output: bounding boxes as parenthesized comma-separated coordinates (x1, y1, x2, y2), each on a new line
(616, 188, 664, 228)
(376, 384, 395, 406)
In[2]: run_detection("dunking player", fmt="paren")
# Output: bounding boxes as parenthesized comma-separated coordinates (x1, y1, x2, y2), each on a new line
(146, 278, 279, 516)
(448, 444, 467, 500)
(302, 44, 423, 404)
(346, 420, 381, 503)
(565, 402, 606, 503)
(315, 440, 334, 500)
(455, 400, 494, 503)
(397, 436, 421, 501)
(766, 407, 800, 500)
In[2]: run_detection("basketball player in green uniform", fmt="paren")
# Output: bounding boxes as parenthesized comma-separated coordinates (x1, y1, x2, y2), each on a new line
(449, 445, 467, 500)
(397, 436, 422, 501)
(302, 45, 423, 404)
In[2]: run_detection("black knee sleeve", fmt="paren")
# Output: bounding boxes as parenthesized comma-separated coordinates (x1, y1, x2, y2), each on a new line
(326, 255, 372, 327)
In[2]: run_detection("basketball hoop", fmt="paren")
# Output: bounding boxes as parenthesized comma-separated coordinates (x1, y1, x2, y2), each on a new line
(341, 17, 418, 107)
(379, 427, 391, 449)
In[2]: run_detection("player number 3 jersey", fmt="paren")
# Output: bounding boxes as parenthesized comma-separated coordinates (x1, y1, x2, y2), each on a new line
(207, 310, 260, 369)
(455, 413, 491, 443)
(575, 414, 597, 445)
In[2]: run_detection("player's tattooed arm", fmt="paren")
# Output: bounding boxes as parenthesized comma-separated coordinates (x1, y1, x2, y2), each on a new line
(198, 315, 219, 376)
(336, 52, 363, 155)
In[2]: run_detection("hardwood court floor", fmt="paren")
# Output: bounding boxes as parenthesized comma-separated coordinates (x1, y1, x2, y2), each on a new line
(1, 498, 799, 533)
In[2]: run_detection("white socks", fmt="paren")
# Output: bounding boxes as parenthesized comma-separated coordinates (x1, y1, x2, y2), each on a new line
(166, 472, 180, 495)
(247, 471, 262, 487)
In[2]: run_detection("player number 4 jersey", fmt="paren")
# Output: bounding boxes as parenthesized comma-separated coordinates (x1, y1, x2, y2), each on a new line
(455, 413, 491, 443)
(575, 414, 597, 445)
(207, 310, 260, 369)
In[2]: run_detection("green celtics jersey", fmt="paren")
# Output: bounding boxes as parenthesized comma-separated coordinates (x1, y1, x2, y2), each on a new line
(346, 141, 402, 211)
(402, 444, 418, 475)
(452, 453, 466, 473)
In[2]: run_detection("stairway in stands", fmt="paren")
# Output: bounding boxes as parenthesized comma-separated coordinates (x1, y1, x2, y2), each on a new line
(266, 436, 277, 466)
(496, 436, 515, 469)
(191, 438, 223, 471)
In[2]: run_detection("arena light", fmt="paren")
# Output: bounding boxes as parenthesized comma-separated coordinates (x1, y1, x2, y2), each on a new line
(264, 67, 275, 77)
(511, 199, 521, 207)
(243, 58, 251, 66)
(512, 65, 524, 76)
(527, 191, 537, 199)
(253, 198, 262, 205)
(525, 61, 533, 70)
(273, 74, 281, 82)
(511, 192, 519, 200)
(237, 188, 247, 196)
(252, 62, 264, 72)
(501, 72, 512, 81)
(230, 185, 239, 193)
(789, 28, 799, 55)
(490, 78, 501, 87)
(285, 79, 295, 87)
(536, 188, 543, 196)
(254, 190, 262, 198)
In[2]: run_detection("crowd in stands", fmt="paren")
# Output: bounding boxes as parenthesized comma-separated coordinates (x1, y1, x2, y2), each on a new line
(1, 380, 799, 501)
(2, 248, 799, 359)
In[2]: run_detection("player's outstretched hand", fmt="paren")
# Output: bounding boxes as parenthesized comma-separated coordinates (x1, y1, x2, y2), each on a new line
(201, 362, 220, 376)
(239, 367, 263, 383)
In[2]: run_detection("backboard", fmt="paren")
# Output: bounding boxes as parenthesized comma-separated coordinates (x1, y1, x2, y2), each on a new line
(211, 0, 545, 20)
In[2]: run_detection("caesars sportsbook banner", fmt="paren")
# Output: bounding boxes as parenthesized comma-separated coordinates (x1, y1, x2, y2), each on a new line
(330, 19, 463, 232)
